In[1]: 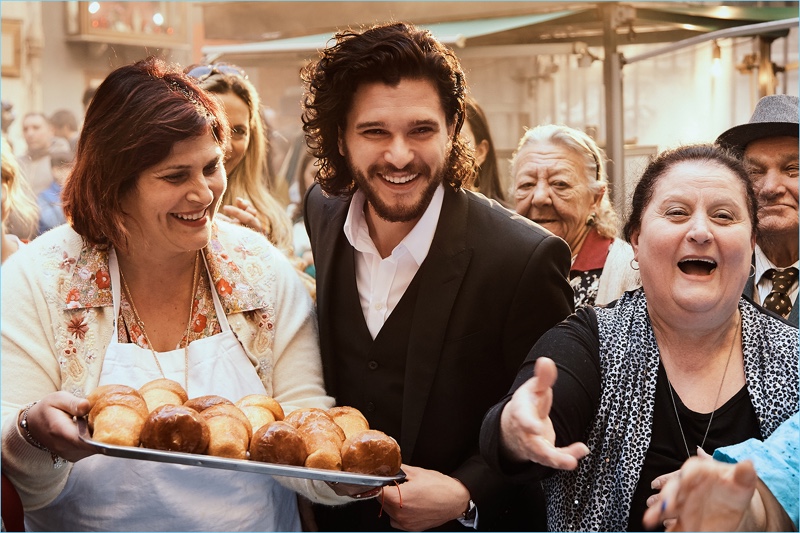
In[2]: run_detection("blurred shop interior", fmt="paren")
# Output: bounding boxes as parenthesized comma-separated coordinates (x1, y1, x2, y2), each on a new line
(1, 1, 797, 214)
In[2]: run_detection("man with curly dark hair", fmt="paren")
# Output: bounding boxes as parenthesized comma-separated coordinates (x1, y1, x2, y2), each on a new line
(302, 22, 574, 531)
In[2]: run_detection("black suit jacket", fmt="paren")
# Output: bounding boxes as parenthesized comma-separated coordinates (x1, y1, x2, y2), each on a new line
(305, 184, 574, 530)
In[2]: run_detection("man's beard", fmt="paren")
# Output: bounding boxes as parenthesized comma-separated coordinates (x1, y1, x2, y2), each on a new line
(346, 157, 449, 223)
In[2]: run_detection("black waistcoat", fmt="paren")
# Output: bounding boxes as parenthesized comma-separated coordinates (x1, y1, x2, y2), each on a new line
(327, 245, 420, 443)
(314, 247, 428, 532)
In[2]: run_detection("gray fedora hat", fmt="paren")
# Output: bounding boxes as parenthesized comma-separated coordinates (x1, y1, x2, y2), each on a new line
(716, 94, 798, 154)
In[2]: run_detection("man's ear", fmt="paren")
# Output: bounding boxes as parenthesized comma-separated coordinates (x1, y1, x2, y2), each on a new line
(338, 127, 345, 157)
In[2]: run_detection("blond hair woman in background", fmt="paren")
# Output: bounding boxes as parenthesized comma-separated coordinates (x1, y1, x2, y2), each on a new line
(189, 63, 314, 296)
(1, 138, 38, 264)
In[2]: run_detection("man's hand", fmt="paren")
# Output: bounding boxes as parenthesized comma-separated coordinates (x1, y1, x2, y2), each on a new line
(379, 464, 471, 531)
(499, 357, 590, 469)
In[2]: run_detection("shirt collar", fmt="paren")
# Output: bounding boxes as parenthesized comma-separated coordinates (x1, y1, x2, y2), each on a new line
(754, 244, 800, 282)
(343, 184, 444, 265)
(64, 223, 268, 313)
(571, 228, 613, 272)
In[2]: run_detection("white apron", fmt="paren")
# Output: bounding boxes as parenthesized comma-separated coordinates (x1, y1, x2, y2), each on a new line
(25, 250, 301, 532)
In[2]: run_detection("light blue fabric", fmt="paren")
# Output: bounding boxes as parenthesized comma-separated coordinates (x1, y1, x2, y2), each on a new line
(36, 182, 66, 235)
(714, 413, 799, 529)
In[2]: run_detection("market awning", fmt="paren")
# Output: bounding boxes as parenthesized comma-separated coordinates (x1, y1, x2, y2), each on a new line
(201, 9, 588, 59)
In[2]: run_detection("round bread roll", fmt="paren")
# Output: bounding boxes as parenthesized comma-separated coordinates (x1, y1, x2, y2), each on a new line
(200, 404, 252, 459)
(249, 421, 308, 466)
(236, 395, 284, 419)
(184, 395, 233, 413)
(328, 406, 369, 439)
(341, 429, 402, 476)
(139, 378, 188, 412)
(87, 384, 149, 447)
(285, 409, 345, 471)
(284, 408, 345, 439)
(235, 395, 285, 435)
(283, 407, 327, 428)
(300, 422, 344, 471)
(140, 404, 210, 454)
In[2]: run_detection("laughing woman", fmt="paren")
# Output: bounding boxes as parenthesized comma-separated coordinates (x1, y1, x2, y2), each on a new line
(480, 144, 798, 531)
(0, 58, 346, 531)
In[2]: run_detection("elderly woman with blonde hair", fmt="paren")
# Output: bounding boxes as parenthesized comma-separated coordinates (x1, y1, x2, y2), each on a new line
(511, 124, 640, 307)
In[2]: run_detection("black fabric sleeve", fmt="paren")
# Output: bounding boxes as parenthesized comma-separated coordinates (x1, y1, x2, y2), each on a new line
(480, 306, 602, 481)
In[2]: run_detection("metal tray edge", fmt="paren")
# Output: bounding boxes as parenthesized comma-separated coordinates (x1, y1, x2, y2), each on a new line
(76, 418, 405, 487)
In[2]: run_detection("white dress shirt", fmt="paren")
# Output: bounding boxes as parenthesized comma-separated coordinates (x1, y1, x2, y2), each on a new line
(753, 245, 799, 305)
(343, 185, 444, 339)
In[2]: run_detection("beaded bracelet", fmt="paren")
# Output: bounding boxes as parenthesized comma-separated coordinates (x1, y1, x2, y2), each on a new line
(19, 401, 67, 469)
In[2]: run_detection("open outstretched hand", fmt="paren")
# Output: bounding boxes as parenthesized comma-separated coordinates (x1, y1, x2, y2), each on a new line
(642, 455, 758, 531)
(499, 357, 590, 470)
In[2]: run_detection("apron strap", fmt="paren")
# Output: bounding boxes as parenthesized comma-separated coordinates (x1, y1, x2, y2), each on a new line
(108, 248, 122, 345)
(201, 252, 232, 333)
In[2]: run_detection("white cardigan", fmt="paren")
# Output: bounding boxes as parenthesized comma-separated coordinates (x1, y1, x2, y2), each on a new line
(1, 222, 347, 510)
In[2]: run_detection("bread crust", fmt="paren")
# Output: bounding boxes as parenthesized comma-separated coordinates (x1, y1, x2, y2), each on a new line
(328, 406, 370, 439)
(249, 421, 308, 466)
(139, 378, 189, 412)
(140, 404, 210, 454)
(341, 429, 402, 476)
(286, 408, 345, 470)
(184, 395, 233, 413)
(87, 384, 149, 447)
(200, 404, 252, 459)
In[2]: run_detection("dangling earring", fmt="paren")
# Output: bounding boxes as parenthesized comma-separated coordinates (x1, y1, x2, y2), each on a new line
(586, 212, 597, 226)
(629, 258, 639, 271)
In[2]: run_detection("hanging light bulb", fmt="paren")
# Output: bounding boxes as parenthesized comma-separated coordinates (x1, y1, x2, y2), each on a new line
(711, 40, 722, 78)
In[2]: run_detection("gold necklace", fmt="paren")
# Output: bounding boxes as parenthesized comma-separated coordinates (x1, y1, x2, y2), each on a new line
(119, 251, 200, 393)
(665, 311, 740, 459)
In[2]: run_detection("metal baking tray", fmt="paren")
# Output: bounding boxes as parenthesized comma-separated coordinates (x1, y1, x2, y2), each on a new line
(77, 418, 405, 487)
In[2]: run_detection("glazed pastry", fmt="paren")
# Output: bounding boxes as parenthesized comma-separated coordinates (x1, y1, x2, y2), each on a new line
(328, 406, 369, 439)
(249, 421, 308, 466)
(298, 421, 344, 470)
(200, 404, 252, 459)
(140, 404, 210, 454)
(284, 407, 327, 427)
(341, 429, 402, 476)
(235, 394, 285, 434)
(87, 384, 149, 447)
(285, 408, 345, 470)
(139, 378, 189, 412)
(184, 395, 233, 413)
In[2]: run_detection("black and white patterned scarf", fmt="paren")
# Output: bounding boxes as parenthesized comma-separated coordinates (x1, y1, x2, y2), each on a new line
(543, 288, 798, 532)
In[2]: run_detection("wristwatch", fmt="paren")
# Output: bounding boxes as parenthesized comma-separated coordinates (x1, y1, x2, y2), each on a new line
(461, 499, 477, 521)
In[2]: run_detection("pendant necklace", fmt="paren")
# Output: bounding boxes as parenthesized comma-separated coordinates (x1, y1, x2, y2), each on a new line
(666, 311, 740, 459)
(119, 251, 200, 393)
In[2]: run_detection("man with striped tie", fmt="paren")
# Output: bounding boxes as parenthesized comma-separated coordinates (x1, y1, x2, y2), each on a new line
(717, 95, 799, 323)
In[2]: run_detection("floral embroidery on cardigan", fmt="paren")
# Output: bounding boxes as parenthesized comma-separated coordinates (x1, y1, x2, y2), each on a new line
(44, 222, 282, 394)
